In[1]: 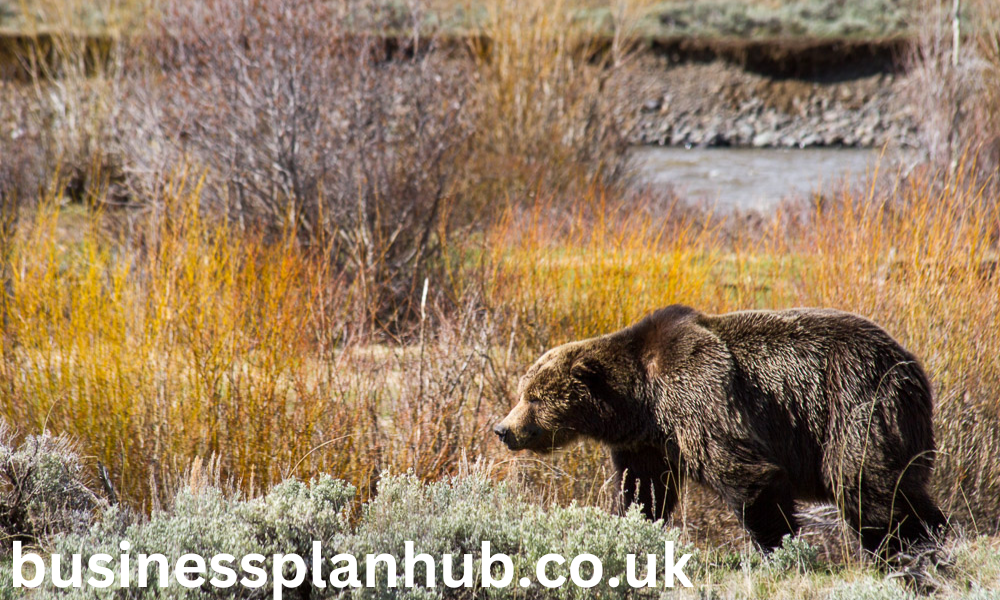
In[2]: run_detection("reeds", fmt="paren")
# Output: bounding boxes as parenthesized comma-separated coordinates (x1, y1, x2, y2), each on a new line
(0, 172, 516, 512)
(0, 178, 366, 508)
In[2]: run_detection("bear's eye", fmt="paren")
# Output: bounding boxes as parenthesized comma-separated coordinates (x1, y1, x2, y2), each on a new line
(528, 396, 541, 405)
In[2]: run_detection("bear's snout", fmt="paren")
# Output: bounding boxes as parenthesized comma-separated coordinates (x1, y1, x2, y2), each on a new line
(493, 423, 511, 444)
(493, 419, 542, 451)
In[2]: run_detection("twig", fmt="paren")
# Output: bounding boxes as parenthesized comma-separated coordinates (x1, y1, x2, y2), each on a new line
(97, 462, 118, 506)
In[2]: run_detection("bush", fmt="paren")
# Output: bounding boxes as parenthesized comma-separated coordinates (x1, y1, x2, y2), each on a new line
(0, 421, 101, 548)
(333, 472, 529, 599)
(768, 535, 822, 574)
(827, 579, 917, 600)
(44, 475, 354, 598)
(119, 0, 477, 324)
(112, 0, 641, 325)
(28, 471, 683, 598)
(312, 472, 686, 599)
(0, 560, 15, 600)
(4, 463, 999, 598)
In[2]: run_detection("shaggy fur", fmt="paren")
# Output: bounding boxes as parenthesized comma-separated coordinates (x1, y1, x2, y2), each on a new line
(495, 305, 947, 555)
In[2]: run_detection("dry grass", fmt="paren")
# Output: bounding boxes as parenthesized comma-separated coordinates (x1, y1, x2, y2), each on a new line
(906, 0, 1000, 172)
(484, 189, 726, 344)
(0, 175, 517, 513)
(0, 180, 363, 508)
(462, 0, 643, 201)
(5, 0, 148, 32)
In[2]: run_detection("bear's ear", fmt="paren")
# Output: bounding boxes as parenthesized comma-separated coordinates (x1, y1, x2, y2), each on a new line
(570, 355, 605, 389)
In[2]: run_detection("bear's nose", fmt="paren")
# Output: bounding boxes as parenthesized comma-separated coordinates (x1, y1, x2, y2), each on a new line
(493, 424, 509, 443)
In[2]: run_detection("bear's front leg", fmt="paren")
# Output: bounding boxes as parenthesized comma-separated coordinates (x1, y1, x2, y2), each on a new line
(610, 448, 679, 522)
(714, 461, 799, 552)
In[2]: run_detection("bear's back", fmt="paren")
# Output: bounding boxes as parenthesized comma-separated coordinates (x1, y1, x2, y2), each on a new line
(642, 306, 932, 496)
(698, 307, 928, 419)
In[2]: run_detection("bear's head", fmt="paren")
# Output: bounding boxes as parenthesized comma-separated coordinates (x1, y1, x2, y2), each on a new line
(494, 340, 632, 453)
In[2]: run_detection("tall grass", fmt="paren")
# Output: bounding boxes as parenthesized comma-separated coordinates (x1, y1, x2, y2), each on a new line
(485, 188, 725, 345)
(467, 0, 639, 199)
(0, 179, 359, 508)
(0, 173, 525, 512)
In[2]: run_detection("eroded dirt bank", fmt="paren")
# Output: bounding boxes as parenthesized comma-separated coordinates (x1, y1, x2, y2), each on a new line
(1, 31, 918, 149)
(629, 58, 914, 149)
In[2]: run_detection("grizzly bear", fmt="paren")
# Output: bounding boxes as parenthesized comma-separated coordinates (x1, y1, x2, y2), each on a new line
(494, 305, 946, 555)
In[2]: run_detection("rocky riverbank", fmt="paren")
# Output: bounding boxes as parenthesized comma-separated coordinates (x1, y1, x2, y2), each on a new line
(629, 58, 917, 149)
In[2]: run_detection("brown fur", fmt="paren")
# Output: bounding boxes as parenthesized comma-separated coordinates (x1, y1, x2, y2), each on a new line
(495, 305, 947, 555)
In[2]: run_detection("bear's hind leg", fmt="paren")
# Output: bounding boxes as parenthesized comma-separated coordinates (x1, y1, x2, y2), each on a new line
(717, 463, 799, 552)
(611, 448, 679, 522)
(905, 489, 947, 543)
(839, 480, 946, 558)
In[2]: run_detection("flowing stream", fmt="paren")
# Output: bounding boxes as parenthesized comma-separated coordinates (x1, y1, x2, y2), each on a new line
(631, 146, 884, 211)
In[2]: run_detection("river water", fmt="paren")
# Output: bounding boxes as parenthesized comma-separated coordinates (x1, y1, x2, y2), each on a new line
(631, 146, 882, 211)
